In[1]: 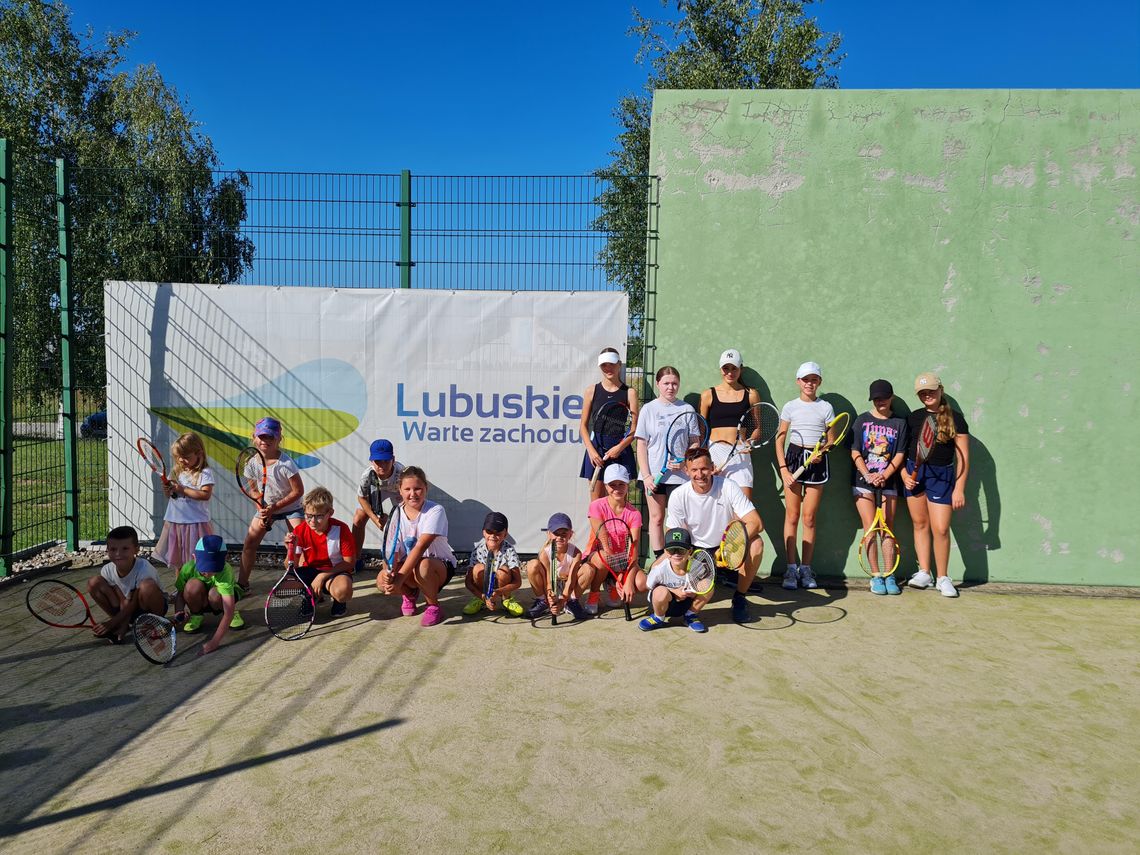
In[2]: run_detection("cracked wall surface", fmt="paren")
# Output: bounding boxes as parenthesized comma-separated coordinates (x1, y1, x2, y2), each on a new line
(648, 89, 1138, 586)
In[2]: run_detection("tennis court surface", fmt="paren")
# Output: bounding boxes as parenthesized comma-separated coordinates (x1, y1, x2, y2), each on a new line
(1, 563, 1136, 853)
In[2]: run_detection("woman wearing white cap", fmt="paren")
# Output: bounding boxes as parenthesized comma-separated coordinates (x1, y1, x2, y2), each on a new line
(775, 361, 838, 591)
(901, 372, 970, 598)
(578, 347, 639, 501)
(700, 348, 763, 502)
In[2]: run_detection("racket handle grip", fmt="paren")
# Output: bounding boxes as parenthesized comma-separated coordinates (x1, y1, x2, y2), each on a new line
(588, 464, 602, 489)
(789, 461, 808, 480)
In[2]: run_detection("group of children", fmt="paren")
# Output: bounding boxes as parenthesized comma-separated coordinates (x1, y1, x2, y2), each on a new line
(81, 352, 970, 650)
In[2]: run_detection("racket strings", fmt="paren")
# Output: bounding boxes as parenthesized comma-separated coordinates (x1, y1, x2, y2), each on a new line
(597, 408, 631, 441)
(31, 584, 88, 625)
(138, 441, 165, 472)
(267, 583, 310, 634)
(134, 615, 173, 659)
(721, 527, 747, 568)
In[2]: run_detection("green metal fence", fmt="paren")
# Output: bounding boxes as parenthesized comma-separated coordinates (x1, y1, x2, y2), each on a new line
(0, 146, 658, 573)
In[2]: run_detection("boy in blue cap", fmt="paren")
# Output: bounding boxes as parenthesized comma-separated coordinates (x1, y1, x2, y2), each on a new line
(351, 438, 405, 573)
(174, 534, 244, 656)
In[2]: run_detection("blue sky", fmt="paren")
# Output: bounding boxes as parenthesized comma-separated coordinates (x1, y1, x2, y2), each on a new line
(65, 1, 1140, 174)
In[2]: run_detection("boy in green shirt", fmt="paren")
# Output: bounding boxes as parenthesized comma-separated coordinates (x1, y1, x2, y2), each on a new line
(174, 535, 245, 656)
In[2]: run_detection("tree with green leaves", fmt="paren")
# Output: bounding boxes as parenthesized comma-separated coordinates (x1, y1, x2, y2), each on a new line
(595, 1, 844, 366)
(0, 0, 252, 396)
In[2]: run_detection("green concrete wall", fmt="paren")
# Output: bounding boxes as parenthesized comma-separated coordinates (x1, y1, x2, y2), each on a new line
(648, 89, 1138, 586)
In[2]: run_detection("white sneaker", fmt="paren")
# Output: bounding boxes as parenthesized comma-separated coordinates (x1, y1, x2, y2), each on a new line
(908, 570, 934, 589)
(782, 566, 799, 590)
(799, 566, 818, 589)
(936, 576, 959, 598)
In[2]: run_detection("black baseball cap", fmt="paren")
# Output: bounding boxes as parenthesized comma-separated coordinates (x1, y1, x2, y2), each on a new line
(664, 527, 693, 551)
(483, 511, 509, 533)
(868, 379, 894, 400)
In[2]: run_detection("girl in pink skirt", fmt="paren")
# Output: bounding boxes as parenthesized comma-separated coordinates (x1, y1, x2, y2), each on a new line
(153, 432, 215, 569)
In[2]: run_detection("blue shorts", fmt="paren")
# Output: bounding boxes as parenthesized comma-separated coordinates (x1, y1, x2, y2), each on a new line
(904, 461, 955, 505)
(580, 446, 636, 480)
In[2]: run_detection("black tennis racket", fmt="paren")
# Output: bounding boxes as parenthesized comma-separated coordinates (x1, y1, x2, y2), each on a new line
(588, 400, 634, 489)
(710, 402, 781, 474)
(132, 612, 177, 664)
(265, 559, 315, 641)
(235, 446, 271, 531)
(654, 410, 708, 486)
(548, 539, 565, 626)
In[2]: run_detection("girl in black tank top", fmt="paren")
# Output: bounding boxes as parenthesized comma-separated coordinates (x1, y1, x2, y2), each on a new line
(700, 351, 762, 501)
(578, 348, 638, 501)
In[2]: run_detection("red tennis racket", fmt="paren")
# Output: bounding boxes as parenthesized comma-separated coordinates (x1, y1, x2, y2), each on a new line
(136, 437, 173, 496)
(593, 517, 636, 621)
(26, 579, 98, 630)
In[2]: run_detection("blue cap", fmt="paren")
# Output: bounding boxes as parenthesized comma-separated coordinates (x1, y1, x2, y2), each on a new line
(543, 512, 573, 533)
(194, 535, 226, 574)
(254, 417, 282, 438)
(369, 439, 394, 461)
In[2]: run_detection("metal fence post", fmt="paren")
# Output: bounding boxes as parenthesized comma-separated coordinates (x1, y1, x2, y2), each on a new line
(56, 158, 80, 550)
(0, 140, 13, 573)
(398, 169, 412, 288)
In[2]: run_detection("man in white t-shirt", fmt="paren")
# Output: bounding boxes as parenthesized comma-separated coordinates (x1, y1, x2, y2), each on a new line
(666, 447, 765, 623)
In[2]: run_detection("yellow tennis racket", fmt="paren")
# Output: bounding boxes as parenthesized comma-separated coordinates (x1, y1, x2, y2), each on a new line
(858, 489, 900, 578)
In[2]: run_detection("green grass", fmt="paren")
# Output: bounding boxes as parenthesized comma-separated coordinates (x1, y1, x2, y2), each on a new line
(8, 436, 108, 555)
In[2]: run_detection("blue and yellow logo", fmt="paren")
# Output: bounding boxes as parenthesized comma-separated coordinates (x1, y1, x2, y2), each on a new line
(152, 359, 366, 470)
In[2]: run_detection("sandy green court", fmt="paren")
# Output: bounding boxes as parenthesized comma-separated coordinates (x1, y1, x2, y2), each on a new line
(1, 562, 1136, 854)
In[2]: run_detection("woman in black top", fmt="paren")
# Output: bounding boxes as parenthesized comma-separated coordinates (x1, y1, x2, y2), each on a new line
(699, 348, 761, 502)
(578, 347, 638, 502)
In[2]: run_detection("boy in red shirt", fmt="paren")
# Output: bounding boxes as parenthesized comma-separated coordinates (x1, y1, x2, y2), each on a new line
(284, 487, 356, 619)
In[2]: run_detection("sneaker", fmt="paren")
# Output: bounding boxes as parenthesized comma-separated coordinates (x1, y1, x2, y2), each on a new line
(502, 596, 524, 617)
(908, 570, 934, 589)
(731, 592, 750, 624)
(526, 598, 549, 619)
(684, 612, 707, 633)
(566, 599, 589, 621)
(638, 614, 668, 631)
(936, 576, 959, 598)
(585, 591, 600, 615)
(182, 613, 205, 633)
(462, 596, 484, 615)
(870, 576, 887, 595)
(604, 580, 622, 608)
(401, 593, 418, 616)
(885, 575, 902, 595)
(421, 604, 443, 627)
(237, 581, 251, 596)
(229, 611, 247, 630)
(799, 566, 818, 589)
(782, 566, 799, 590)
(330, 600, 347, 618)
(299, 598, 314, 619)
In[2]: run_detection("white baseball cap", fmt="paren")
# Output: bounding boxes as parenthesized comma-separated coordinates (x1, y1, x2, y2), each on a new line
(719, 349, 743, 368)
(796, 361, 823, 380)
(603, 463, 631, 484)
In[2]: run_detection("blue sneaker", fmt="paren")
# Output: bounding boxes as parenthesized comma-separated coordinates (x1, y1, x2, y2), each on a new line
(684, 612, 707, 633)
(782, 566, 799, 590)
(566, 599, 589, 621)
(870, 576, 887, 595)
(638, 614, 668, 631)
(731, 592, 750, 624)
(885, 575, 901, 595)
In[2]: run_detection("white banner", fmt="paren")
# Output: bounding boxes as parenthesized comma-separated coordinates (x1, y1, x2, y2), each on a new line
(105, 282, 628, 553)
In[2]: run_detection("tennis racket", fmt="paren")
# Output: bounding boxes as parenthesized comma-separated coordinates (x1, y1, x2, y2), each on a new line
(715, 519, 748, 571)
(594, 517, 635, 620)
(588, 400, 634, 489)
(682, 549, 717, 597)
(136, 437, 174, 498)
(265, 557, 316, 641)
(235, 446, 272, 531)
(789, 411, 852, 480)
(25, 579, 98, 629)
(912, 413, 938, 481)
(654, 410, 709, 486)
(549, 540, 564, 626)
(710, 402, 781, 474)
(858, 488, 901, 578)
(132, 612, 176, 664)
(483, 548, 499, 610)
